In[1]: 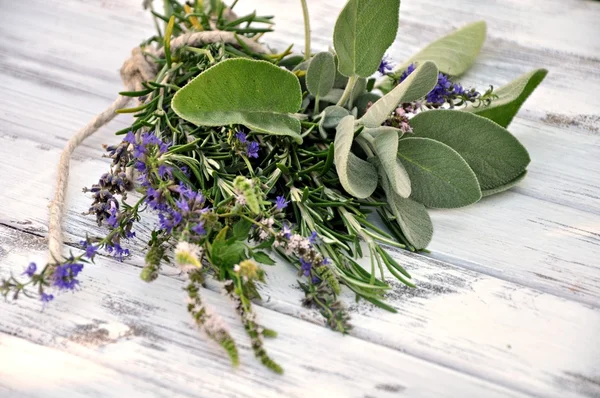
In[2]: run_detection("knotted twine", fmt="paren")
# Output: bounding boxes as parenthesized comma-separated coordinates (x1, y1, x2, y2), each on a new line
(47, 30, 267, 262)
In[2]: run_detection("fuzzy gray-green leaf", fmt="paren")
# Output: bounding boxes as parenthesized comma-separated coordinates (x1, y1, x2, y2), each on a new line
(397, 137, 481, 208)
(334, 115, 378, 198)
(172, 58, 303, 143)
(372, 130, 411, 198)
(360, 61, 438, 128)
(376, 159, 432, 249)
(403, 21, 486, 76)
(410, 110, 530, 190)
(465, 69, 548, 127)
(319, 106, 350, 137)
(306, 52, 336, 98)
(333, 0, 400, 78)
(482, 171, 527, 197)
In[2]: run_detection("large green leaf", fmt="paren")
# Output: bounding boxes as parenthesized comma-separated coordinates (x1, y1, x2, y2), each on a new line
(318, 105, 350, 137)
(333, 0, 400, 78)
(403, 21, 486, 76)
(306, 52, 336, 98)
(172, 58, 303, 143)
(375, 158, 433, 249)
(482, 170, 527, 197)
(360, 61, 438, 128)
(465, 69, 548, 127)
(410, 110, 530, 190)
(372, 130, 411, 198)
(397, 137, 481, 208)
(334, 115, 378, 198)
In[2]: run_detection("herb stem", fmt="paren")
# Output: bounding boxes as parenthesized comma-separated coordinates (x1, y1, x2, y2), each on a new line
(336, 75, 357, 108)
(300, 0, 311, 61)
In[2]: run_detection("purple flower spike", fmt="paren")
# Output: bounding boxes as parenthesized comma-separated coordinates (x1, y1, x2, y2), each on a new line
(236, 130, 248, 143)
(246, 141, 260, 158)
(124, 131, 136, 144)
(53, 262, 84, 291)
(23, 262, 37, 277)
(275, 196, 289, 211)
(41, 292, 54, 303)
(300, 258, 312, 277)
(378, 55, 394, 75)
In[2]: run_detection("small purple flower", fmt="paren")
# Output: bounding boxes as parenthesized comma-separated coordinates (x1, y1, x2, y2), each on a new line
(53, 262, 84, 291)
(107, 201, 119, 228)
(235, 130, 248, 143)
(300, 258, 312, 277)
(192, 222, 206, 235)
(146, 187, 166, 211)
(282, 223, 292, 239)
(246, 141, 260, 158)
(158, 164, 172, 179)
(309, 231, 318, 245)
(378, 55, 394, 75)
(80, 240, 98, 259)
(141, 132, 161, 146)
(175, 198, 190, 213)
(180, 166, 190, 177)
(23, 262, 37, 277)
(311, 276, 321, 284)
(399, 63, 416, 83)
(107, 243, 130, 262)
(40, 292, 54, 303)
(135, 160, 147, 173)
(124, 131, 136, 144)
(158, 141, 170, 155)
(125, 230, 136, 239)
(178, 183, 198, 201)
(132, 144, 146, 158)
(275, 196, 289, 211)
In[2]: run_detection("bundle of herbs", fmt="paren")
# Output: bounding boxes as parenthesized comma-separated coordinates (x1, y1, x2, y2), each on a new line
(3, 0, 546, 373)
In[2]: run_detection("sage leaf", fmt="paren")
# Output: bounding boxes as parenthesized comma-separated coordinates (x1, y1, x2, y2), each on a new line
(410, 110, 530, 189)
(375, 158, 433, 249)
(364, 126, 403, 138)
(334, 115, 378, 198)
(404, 21, 486, 76)
(351, 77, 368, 102)
(465, 68, 548, 127)
(360, 61, 438, 128)
(482, 170, 527, 197)
(172, 58, 303, 143)
(397, 137, 481, 208)
(333, 0, 400, 78)
(373, 130, 411, 198)
(306, 52, 336, 98)
(321, 88, 345, 104)
(319, 105, 350, 137)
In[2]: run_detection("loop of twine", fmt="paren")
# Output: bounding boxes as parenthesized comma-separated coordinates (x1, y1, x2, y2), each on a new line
(47, 30, 267, 262)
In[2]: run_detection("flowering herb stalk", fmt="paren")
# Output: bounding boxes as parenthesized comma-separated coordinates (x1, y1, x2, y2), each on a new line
(5, 0, 546, 373)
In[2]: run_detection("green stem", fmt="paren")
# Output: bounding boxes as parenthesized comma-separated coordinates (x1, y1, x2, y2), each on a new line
(336, 75, 357, 108)
(300, 0, 311, 61)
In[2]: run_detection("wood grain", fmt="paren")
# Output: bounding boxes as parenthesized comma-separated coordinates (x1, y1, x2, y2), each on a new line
(0, 226, 530, 398)
(1, 0, 600, 397)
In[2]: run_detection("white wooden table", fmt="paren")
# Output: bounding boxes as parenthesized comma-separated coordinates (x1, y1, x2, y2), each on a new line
(1, 1, 599, 397)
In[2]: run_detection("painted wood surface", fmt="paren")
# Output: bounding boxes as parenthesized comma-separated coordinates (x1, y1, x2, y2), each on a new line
(1, 0, 599, 397)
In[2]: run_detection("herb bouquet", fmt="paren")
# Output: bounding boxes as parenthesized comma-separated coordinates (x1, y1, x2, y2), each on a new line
(4, 0, 546, 373)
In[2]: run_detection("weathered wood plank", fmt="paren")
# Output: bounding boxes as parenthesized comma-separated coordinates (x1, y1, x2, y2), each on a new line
(252, 246, 600, 398)
(1, 0, 599, 397)
(0, 226, 530, 398)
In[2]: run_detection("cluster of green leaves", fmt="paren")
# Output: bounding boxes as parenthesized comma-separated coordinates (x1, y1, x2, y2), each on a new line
(88, 0, 546, 372)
